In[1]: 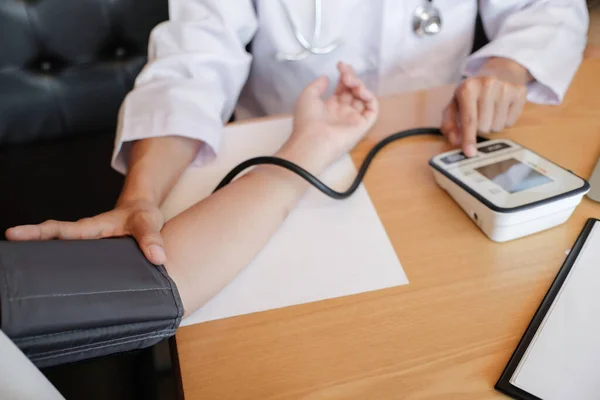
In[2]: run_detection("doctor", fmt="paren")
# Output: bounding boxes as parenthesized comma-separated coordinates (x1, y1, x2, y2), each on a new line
(6, 0, 589, 266)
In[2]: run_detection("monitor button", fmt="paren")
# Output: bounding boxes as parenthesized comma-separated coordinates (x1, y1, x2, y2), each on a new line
(479, 142, 511, 154)
(441, 152, 467, 165)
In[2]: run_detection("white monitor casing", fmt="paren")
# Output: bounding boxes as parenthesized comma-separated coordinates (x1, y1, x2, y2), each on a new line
(429, 139, 590, 242)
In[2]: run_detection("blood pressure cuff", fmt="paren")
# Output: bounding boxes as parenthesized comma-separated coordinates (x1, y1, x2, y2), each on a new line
(0, 238, 184, 368)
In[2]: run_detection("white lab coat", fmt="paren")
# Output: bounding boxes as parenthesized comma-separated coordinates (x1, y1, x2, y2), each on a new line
(112, 0, 588, 173)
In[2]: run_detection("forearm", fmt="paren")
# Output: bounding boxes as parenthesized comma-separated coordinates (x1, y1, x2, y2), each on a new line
(117, 136, 202, 207)
(161, 143, 317, 316)
(468, 1, 587, 104)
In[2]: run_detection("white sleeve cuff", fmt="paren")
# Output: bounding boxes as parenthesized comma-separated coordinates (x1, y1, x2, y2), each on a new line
(464, 51, 563, 105)
(111, 115, 223, 175)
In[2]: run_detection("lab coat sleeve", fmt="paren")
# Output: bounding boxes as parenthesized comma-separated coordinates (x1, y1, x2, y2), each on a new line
(463, 0, 588, 105)
(111, 0, 258, 174)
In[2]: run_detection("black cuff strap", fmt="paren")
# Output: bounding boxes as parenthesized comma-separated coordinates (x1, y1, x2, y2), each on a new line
(0, 238, 183, 368)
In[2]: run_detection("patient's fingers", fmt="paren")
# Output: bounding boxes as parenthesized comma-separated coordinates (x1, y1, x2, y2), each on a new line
(339, 91, 354, 105)
(342, 64, 370, 100)
(354, 84, 374, 103)
(330, 61, 378, 123)
(301, 75, 329, 100)
(351, 98, 365, 113)
(335, 62, 360, 96)
(338, 62, 374, 102)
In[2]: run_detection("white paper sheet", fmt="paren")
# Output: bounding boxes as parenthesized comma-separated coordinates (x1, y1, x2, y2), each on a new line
(511, 221, 600, 400)
(161, 117, 408, 326)
(0, 331, 65, 400)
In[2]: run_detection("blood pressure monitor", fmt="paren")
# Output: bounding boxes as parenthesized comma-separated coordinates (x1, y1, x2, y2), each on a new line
(429, 139, 590, 242)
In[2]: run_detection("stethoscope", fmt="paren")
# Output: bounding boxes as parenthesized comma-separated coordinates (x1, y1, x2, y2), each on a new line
(276, 0, 442, 61)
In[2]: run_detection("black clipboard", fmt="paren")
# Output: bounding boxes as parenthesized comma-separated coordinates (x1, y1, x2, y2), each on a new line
(495, 218, 600, 400)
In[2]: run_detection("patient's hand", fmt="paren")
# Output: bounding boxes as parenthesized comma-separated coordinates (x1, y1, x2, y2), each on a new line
(281, 62, 378, 174)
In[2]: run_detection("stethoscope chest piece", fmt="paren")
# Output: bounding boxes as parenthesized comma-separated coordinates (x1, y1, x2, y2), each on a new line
(413, 2, 442, 37)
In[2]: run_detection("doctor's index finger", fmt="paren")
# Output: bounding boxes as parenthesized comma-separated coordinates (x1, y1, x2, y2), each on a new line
(456, 79, 480, 157)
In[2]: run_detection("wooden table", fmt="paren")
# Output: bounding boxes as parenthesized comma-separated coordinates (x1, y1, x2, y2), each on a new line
(175, 58, 600, 399)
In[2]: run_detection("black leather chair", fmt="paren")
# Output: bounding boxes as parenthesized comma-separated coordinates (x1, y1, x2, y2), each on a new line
(0, 0, 168, 235)
(0, 1, 183, 399)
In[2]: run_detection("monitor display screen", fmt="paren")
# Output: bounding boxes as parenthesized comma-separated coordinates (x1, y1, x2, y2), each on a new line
(475, 158, 553, 194)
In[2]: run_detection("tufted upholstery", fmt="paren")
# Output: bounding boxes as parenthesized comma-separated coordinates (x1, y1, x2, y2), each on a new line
(0, 0, 168, 145)
(0, 2, 177, 397)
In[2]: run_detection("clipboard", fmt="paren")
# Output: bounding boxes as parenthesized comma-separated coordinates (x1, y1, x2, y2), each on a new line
(496, 218, 600, 400)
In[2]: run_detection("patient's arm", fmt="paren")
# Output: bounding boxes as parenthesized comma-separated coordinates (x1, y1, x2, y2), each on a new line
(163, 62, 378, 316)
(163, 153, 311, 315)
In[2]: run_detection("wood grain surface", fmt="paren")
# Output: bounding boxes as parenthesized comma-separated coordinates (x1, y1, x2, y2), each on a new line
(175, 58, 600, 400)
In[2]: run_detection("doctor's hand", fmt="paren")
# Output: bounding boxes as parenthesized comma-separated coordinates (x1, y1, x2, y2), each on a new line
(5, 199, 166, 265)
(284, 62, 378, 174)
(441, 57, 531, 157)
